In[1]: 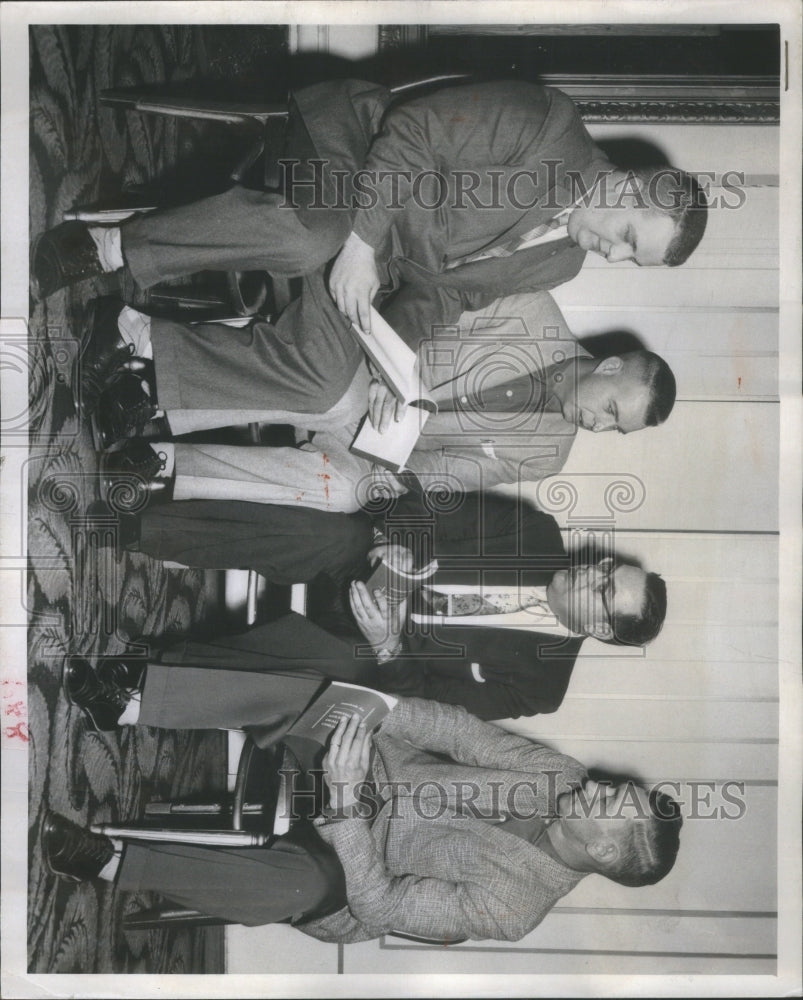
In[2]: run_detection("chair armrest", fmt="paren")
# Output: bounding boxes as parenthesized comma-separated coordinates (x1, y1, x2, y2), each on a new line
(90, 822, 268, 847)
(100, 88, 288, 125)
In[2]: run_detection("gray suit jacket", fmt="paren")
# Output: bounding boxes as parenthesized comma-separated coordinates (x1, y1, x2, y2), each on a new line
(300, 697, 587, 943)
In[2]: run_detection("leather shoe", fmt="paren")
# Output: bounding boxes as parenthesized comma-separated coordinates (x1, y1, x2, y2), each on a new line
(100, 439, 175, 514)
(31, 221, 106, 300)
(79, 297, 152, 416)
(90, 371, 167, 451)
(64, 656, 144, 731)
(96, 656, 147, 695)
(42, 811, 115, 883)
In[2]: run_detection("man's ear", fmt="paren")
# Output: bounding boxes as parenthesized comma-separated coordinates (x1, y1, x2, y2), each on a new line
(586, 838, 621, 869)
(593, 356, 624, 377)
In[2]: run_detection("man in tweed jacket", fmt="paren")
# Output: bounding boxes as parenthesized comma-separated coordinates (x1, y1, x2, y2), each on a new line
(44, 698, 682, 943)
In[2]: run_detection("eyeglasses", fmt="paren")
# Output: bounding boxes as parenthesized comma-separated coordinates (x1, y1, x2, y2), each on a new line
(593, 562, 617, 634)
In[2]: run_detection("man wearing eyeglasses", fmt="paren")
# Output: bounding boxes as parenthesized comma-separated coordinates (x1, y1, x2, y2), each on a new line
(62, 492, 667, 726)
(352, 552, 665, 722)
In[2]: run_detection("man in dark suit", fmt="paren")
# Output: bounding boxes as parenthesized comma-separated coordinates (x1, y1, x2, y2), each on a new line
(43, 700, 683, 941)
(70, 494, 667, 724)
(34, 79, 708, 345)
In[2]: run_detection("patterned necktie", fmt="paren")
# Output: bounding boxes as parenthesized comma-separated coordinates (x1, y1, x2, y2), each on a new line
(447, 212, 567, 268)
(423, 588, 549, 618)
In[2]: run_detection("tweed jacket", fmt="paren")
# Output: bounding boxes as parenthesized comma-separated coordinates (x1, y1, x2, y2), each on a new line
(299, 697, 588, 943)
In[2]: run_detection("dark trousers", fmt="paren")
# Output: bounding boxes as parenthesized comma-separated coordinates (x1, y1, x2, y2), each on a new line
(117, 821, 347, 926)
(137, 499, 373, 585)
(139, 616, 372, 747)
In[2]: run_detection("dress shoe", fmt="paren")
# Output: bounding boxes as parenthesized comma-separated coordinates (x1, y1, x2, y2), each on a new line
(42, 811, 115, 883)
(100, 439, 175, 514)
(96, 656, 147, 695)
(64, 656, 143, 731)
(90, 371, 167, 451)
(79, 297, 152, 416)
(31, 221, 106, 300)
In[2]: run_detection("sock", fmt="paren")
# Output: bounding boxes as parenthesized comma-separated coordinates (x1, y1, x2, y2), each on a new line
(116, 691, 142, 726)
(98, 845, 123, 882)
(87, 225, 124, 272)
(117, 305, 153, 360)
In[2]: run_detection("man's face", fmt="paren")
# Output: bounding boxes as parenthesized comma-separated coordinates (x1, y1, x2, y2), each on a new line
(567, 202, 676, 266)
(547, 559, 647, 639)
(555, 779, 650, 850)
(561, 359, 651, 434)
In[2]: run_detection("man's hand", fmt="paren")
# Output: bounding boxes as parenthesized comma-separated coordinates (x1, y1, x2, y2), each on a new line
(322, 713, 372, 812)
(368, 542, 414, 572)
(368, 379, 407, 434)
(329, 231, 380, 334)
(349, 580, 408, 651)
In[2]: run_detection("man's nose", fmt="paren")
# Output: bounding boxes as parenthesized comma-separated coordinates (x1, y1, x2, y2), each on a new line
(583, 779, 600, 798)
(592, 413, 616, 432)
(606, 241, 634, 263)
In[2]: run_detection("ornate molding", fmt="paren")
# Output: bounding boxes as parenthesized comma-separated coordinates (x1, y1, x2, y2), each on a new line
(571, 98, 779, 124)
(540, 74, 779, 124)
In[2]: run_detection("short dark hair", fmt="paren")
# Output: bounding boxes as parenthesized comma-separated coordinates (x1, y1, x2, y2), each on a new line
(621, 351, 676, 426)
(631, 166, 708, 266)
(611, 569, 667, 646)
(608, 786, 683, 887)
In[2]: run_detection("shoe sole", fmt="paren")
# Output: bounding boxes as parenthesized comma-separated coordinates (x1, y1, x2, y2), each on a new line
(41, 812, 83, 882)
(62, 658, 103, 734)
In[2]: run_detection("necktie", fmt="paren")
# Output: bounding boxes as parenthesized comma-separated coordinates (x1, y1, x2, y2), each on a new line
(423, 588, 550, 618)
(447, 213, 566, 268)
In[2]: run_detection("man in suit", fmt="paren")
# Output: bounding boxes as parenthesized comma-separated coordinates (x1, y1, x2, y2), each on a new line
(43, 700, 683, 942)
(63, 494, 668, 723)
(34, 79, 708, 345)
(86, 289, 676, 513)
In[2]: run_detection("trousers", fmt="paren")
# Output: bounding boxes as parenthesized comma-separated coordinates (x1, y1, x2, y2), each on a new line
(117, 821, 347, 927)
(136, 499, 373, 584)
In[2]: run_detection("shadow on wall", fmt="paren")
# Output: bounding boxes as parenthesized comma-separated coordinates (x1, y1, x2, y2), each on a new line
(579, 330, 649, 357)
(596, 138, 673, 169)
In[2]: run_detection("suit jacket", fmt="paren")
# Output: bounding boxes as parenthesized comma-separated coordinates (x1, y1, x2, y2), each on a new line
(296, 79, 610, 346)
(156, 495, 584, 727)
(300, 697, 588, 943)
(374, 492, 584, 721)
